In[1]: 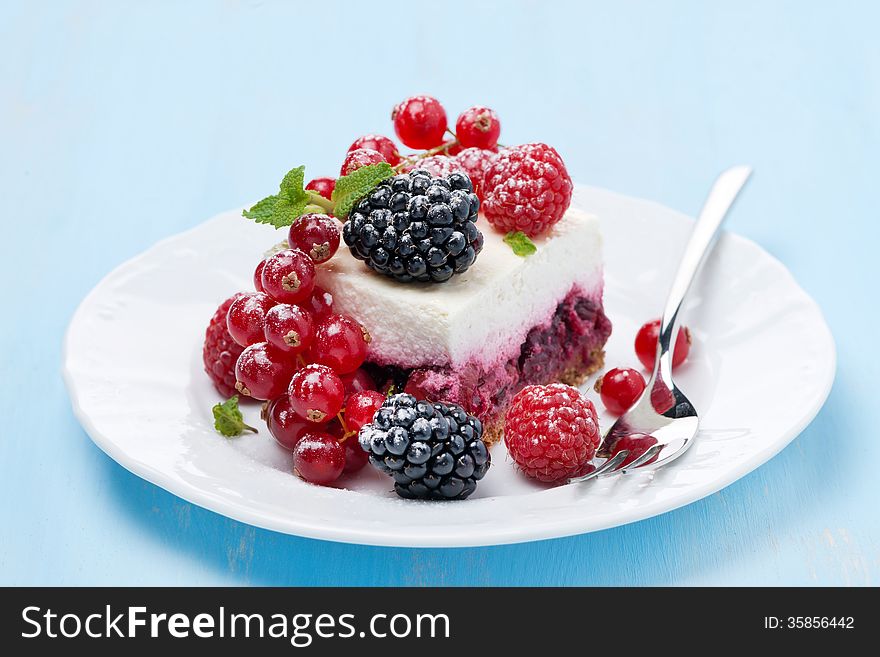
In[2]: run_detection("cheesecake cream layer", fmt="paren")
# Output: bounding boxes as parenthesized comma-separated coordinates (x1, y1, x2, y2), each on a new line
(317, 207, 604, 369)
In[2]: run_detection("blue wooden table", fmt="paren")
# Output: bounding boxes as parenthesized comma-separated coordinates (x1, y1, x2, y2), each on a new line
(2, 0, 877, 586)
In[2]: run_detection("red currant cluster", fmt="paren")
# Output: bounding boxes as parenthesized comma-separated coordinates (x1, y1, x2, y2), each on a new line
(304, 96, 501, 211)
(217, 214, 387, 486)
(301, 96, 573, 240)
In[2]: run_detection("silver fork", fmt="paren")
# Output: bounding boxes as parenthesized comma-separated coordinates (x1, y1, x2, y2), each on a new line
(570, 166, 752, 484)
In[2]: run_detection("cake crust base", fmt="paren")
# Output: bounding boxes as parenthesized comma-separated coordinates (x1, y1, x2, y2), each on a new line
(481, 346, 606, 447)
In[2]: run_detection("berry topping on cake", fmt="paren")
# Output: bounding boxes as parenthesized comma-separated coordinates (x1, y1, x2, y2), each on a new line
(504, 383, 600, 482)
(482, 143, 573, 237)
(305, 177, 336, 200)
(341, 170, 483, 283)
(348, 135, 401, 167)
(288, 363, 345, 423)
(392, 96, 448, 150)
(226, 292, 275, 347)
(340, 148, 386, 176)
(594, 367, 647, 415)
(634, 319, 692, 370)
(293, 432, 346, 484)
(359, 393, 490, 500)
(287, 213, 340, 263)
(455, 106, 501, 150)
(203, 294, 246, 398)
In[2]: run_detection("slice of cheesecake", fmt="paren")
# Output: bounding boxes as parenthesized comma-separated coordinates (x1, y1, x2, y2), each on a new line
(317, 206, 611, 444)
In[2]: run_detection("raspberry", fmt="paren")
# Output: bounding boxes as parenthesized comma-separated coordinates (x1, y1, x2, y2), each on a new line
(305, 177, 335, 200)
(455, 106, 501, 150)
(359, 393, 490, 500)
(348, 135, 401, 166)
(481, 143, 573, 237)
(403, 155, 464, 178)
(203, 294, 246, 397)
(504, 383, 600, 482)
(455, 147, 496, 199)
(392, 96, 448, 150)
(341, 170, 483, 283)
(340, 148, 385, 176)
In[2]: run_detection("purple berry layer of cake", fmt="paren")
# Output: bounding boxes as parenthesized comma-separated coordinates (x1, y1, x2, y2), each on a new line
(317, 206, 611, 445)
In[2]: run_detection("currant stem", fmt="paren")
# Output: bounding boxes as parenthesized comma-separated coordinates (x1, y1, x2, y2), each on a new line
(305, 190, 335, 213)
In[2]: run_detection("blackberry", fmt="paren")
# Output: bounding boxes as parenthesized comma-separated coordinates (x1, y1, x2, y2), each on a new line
(358, 393, 491, 500)
(342, 170, 484, 283)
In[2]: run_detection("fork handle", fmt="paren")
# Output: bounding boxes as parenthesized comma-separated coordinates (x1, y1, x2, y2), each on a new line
(655, 166, 752, 377)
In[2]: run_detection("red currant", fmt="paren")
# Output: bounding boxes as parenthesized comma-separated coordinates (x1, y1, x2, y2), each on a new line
(264, 396, 315, 450)
(287, 214, 340, 263)
(261, 248, 316, 305)
(253, 259, 266, 293)
(348, 135, 401, 166)
(455, 106, 501, 150)
(293, 432, 345, 484)
(310, 314, 371, 374)
(612, 432, 659, 468)
(306, 286, 334, 322)
(341, 436, 369, 474)
(263, 303, 314, 354)
(635, 319, 692, 370)
(305, 177, 335, 200)
(226, 292, 275, 347)
(340, 148, 385, 176)
(392, 96, 448, 150)
(344, 390, 386, 431)
(234, 342, 296, 400)
(288, 364, 345, 423)
(594, 367, 646, 415)
(340, 367, 375, 401)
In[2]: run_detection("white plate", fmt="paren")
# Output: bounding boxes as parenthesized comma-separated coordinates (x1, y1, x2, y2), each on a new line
(63, 186, 836, 547)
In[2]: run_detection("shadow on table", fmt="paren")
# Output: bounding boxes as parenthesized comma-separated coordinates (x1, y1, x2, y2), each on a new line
(98, 382, 849, 586)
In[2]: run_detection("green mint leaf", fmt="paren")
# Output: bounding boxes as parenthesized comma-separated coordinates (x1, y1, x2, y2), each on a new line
(503, 231, 538, 257)
(242, 166, 310, 229)
(242, 195, 280, 225)
(212, 396, 257, 438)
(272, 196, 309, 227)
(331, 162, 394, 219)
(279, 166, 308, 206)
